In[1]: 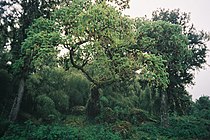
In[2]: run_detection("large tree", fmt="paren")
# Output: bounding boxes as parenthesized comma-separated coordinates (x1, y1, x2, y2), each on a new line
(152, 9, 209, 115)
(136, 9, 209, 115)
(135, 19, 190, 126)
(0, 0, 65, 121)
(20, 0, 168, 118)
(0, 0, 133, 122)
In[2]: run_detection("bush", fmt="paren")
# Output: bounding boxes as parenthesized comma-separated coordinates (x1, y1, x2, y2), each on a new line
(71, 106, 86, 115)
(96, 107, 117, 123)
(131, 115, 210, 140)
(1, 121, 121, 140)
(49, 90, 69, 113)
(168, 116, 210, 139)
(1, 114, 209, 140)
(113, 107, 154, 125)
(100, 96, 110, 108)
(64, 115, 87, 127)
(0, 117, 10, 137)
(26, 67, 90, 117)
(1, 122, 79, 140)
(112, 121, 132, 139)
(79, 125, 121, 140)
(134, 123, 167, 140)
(68, 89, 88, 108)
(36, 94, 59, 121)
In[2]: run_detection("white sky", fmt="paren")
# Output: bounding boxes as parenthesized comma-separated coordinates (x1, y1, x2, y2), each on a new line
(123, 0, 210, 101)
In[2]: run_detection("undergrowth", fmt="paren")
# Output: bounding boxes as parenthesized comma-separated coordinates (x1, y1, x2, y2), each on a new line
(1, 114, 209, 140)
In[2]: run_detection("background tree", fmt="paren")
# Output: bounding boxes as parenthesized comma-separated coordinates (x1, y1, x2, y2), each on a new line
(0, 0, 67, 121)
(151, 9, 210, 114)
(135, 19, 190, 125)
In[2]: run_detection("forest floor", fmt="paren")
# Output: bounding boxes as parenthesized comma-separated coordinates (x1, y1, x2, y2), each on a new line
(0, 113, 210, 140)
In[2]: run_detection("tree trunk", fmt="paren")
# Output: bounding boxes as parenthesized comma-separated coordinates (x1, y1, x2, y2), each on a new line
(160, 92, 169, 127)
(86, 86, 101, 118)
(9, 77, 25, 121)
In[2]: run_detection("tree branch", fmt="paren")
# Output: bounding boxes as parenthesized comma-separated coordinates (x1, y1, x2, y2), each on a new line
(69, 46, 98, 86)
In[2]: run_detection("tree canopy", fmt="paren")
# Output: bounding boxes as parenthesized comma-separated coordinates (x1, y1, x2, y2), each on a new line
(150, 9, 209, 114)
(18, 0, 169, 117)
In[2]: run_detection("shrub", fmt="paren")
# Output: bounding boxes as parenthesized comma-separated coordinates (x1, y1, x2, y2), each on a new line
(96, 107, 117, 123)
(1, 122, 121, 140)
(36, 94, 59, 121)
(130, 115, 210, 140)
(168, 116, 210, 139)
(65, 71, 90, 108)
(64, 115, 87, 127)
(1, 122, 79, 140)
(81, 125, 121, 140)
(113, 107, 154, 125)
(68, 89, 88, 108)
(71, 106, 86, 115)
(49, 90, 69, 113)
(26, 67, 90, 117)
(100, 96, 109, 107)
(112, 121, 132, 139)
(0, 117, 10, 137)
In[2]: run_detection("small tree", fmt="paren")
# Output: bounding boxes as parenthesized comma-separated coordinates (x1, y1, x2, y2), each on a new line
(9, 17, 61, 121)
(1, 0, 66, 121)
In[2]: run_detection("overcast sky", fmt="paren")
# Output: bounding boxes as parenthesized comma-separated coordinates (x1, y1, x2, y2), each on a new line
(123, 0, 210, 101)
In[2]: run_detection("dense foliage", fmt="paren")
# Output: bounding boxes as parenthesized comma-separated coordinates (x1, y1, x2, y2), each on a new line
(1, 109, 210, 140)
(0, 0, 209, 139)
(151, 9, 209, 115)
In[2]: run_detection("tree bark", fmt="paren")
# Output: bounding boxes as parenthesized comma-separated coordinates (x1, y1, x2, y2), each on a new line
(160, 92, 169, 127)
(86, 86, 101, 118)
(9, 77, 25, 121)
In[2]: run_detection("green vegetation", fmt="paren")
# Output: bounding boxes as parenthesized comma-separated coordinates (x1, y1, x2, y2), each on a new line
(0, 0, 209, 139)
(1, 109, 210, 140)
